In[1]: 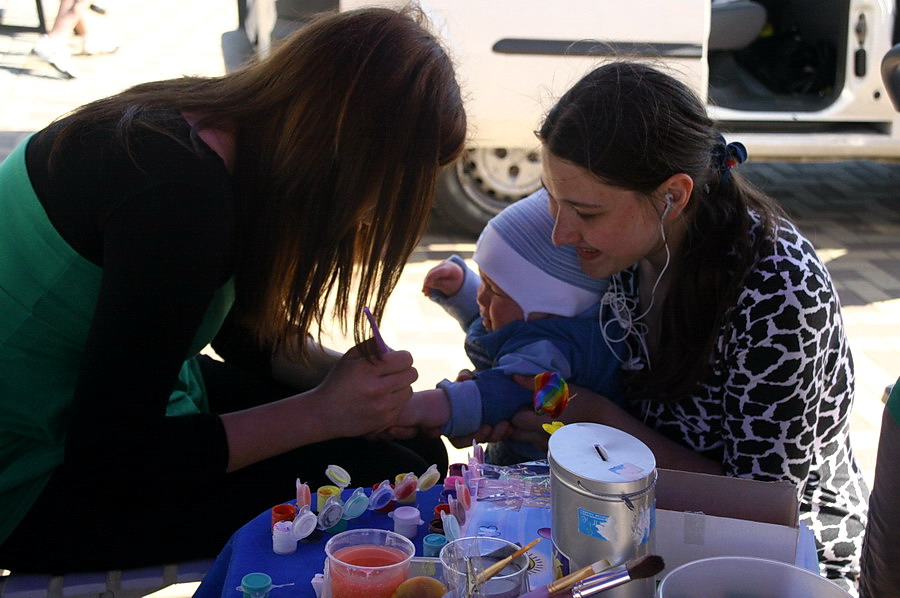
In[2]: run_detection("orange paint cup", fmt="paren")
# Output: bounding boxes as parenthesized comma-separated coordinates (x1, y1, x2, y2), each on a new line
(271, 503, 297, 529)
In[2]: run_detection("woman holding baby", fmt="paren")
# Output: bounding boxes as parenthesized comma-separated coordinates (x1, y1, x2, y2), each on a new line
(451, 61, 867, 593)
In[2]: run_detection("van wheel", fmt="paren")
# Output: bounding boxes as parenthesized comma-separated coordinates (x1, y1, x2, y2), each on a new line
(432, 147, 543, 237)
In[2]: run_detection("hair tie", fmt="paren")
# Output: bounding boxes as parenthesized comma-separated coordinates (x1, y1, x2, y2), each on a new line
(713, 137, 747, 184)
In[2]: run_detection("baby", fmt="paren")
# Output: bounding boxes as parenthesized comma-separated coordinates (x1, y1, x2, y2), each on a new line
(399, 189, 625, 464)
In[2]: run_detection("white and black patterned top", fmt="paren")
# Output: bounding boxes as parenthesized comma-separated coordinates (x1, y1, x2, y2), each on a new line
(615, 214, 868, 591)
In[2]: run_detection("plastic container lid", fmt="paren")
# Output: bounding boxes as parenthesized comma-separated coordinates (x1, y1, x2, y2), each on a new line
(341, 487, 370, 520)
(440, 511, 461, 542)
(417, 464, 440, 491)
(292, 506, 317, 540)
(316, 496, 344, 530)
(325, 464, 351, 489)
(393, 474, 418, 501)
(548, 422, 657, 494)
(454, 478, 472, 511)
(295, 479, 311, 510)
(448, 495, 466, 526)
(462, 467, 474, 489)
(368, 480, 395, 511)
(472, 442, 484, 463)
(240, 572, 272, 598)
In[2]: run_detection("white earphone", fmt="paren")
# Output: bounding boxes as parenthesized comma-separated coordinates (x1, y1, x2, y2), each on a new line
(662, 193, 674, 220)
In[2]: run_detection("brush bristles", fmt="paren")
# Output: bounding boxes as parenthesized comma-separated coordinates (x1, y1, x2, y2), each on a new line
(626, 555, 665, 580)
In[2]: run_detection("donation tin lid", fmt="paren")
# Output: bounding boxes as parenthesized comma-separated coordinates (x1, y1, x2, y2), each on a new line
(548, 422, 656, 495)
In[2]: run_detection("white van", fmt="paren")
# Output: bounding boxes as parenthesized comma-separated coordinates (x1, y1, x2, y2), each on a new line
(244, 0, 900, 233)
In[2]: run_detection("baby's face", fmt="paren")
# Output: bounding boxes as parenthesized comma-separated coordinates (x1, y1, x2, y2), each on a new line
(476, 271, 524, 332)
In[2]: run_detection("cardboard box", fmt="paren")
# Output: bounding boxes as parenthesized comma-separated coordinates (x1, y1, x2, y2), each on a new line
(653, 468, 803, 576)
(459, 466, 810, 587)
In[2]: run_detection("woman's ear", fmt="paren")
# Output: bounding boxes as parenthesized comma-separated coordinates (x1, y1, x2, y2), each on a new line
(658, 173, 693, 220)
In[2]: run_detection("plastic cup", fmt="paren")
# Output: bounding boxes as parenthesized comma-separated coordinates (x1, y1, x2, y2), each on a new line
(317, 485, 341, 511)
(388, 506, 424, 539)
(272, 520, 297, 555)
(656, 556, 852, 597)
(423, 533, 448, 557)
(270, 504, 296, 529)
(324, 528, 415, 598)
(439, 536, 529, 598)
(240, 572, 272, 598)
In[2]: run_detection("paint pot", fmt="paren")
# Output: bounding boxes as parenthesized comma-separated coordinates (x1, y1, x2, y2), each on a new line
(270, 504, 297, 529)
(548, 423, 657, 598)
(240, 572, 272, 598)
(422, 533, 448, 557)
(272, 520, 297, 555)
(317, 485, 341, 511)
(388, 505, 424, 539)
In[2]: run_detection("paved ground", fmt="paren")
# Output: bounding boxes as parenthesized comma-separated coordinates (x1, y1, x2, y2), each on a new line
(1, 0, 898, 592)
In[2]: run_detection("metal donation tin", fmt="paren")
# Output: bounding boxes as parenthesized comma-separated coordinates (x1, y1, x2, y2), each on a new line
(548, 423, 657, 598)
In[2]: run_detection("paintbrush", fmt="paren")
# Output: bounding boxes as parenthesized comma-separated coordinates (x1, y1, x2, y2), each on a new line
(515, 558, 613, 597)
(473, 537, 541, 586)
(363, 306, 391, 353)
(517, 555, 663, 598)
(570, 554, 665, 597)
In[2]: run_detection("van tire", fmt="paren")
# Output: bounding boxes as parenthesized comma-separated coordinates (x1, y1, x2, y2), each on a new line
(432, 147, 543, 237)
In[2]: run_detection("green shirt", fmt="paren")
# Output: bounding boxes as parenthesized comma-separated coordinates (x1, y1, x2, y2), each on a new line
(0, 138, 234, 543)
(888, 378, 900, 425)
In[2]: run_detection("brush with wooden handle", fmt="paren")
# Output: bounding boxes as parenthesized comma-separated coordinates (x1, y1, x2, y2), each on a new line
(515, 558, 612, 598)
(545, 558, 612, 593)
(570, 555, 665, 597)
(518, 555, 664, 598)
(472, 537, 541, 586)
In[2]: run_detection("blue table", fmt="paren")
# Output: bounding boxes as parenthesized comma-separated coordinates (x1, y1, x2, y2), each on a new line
(194, 487, 445, 598)
(193, 480, 819, 598)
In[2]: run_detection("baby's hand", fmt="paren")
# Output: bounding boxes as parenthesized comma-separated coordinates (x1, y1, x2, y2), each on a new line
(422, 260, 465, 297)
(455, 368, 475, 382)
(395, 388, 451, 430)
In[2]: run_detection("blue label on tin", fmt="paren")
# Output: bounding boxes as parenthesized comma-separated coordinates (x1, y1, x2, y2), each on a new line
(578, 508, 613, 541)
(608, 462, 645, 477)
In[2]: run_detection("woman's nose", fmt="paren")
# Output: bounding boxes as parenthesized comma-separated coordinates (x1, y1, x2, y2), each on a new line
(552, 210, 578, 246)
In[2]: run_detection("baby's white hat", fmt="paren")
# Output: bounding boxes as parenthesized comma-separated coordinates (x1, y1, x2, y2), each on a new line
(473, 188, 609, 320)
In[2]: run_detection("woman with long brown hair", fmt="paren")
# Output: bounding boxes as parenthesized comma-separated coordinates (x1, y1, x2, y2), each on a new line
(0, 6, 466, 572)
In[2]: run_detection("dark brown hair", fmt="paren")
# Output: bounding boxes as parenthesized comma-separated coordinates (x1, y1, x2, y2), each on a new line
(51, 6, 466, 359)
(538, 61, 784, 399)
